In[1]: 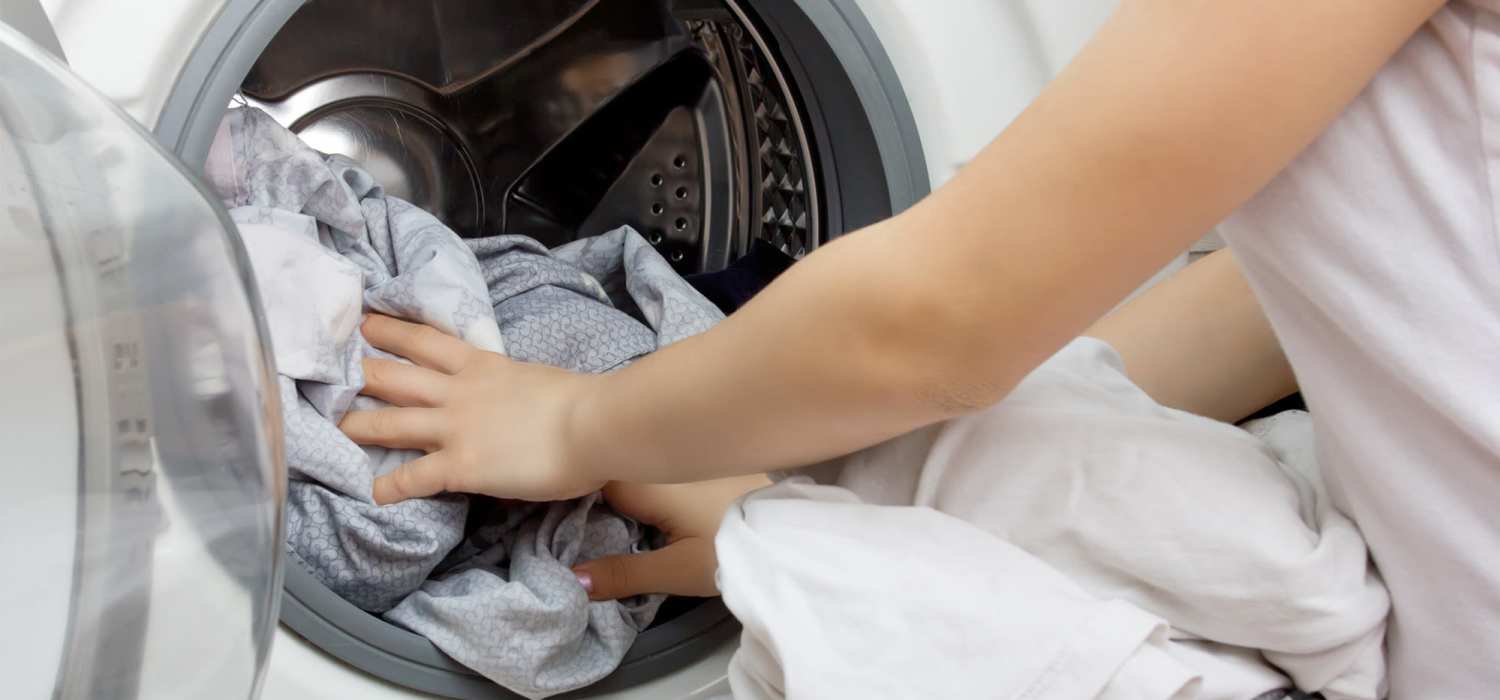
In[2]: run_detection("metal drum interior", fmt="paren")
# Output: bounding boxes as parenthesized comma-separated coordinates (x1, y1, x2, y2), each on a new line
(234, 1, 840, 697)
(238, 0, 821, 278)
(8, 0, 928, 695)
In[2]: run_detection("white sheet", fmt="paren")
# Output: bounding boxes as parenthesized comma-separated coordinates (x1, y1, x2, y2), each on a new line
(717, 480, 1199, 700)
(715, 338, 1389, 699)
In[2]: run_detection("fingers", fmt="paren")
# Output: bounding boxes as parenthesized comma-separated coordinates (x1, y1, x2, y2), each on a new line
(362, 314, 474, 374)
(339, 407, 446, 451)
(362, 357, 450, 407)
(573, 538, 717, 601)
(372, 452, 455, 505)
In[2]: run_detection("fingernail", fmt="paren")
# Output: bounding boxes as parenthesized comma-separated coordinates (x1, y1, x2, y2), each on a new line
(574, 569, 593, 594)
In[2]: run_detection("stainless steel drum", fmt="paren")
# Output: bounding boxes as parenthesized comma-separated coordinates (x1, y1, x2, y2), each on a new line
(238, 0, 822, 276)
(132, 0, 929, 696)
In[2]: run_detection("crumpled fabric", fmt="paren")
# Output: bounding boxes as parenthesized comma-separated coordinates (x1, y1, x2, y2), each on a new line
(721, 337, 1389, 700)
(208, 106, 723, 698)
(716, 478, 1200, 700)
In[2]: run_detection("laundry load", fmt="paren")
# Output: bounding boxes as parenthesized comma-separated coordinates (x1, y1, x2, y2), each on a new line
(717, 338, 1390, 700)
(206, 106, 724, 698)
(685, 238, 799, 314)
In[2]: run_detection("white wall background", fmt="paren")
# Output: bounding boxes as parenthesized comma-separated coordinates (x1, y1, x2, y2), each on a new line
(855, 0, 1218, 296)
(855, 0, 1117, 186)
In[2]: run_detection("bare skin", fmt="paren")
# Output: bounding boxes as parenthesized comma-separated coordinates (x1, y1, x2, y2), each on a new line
(1087, 248, 1296, 424)
(341, 0, 1436, 502)
(579, 248, 1295, 600)
(571, 475, 772, 601)
(339, 1, 1441, 596)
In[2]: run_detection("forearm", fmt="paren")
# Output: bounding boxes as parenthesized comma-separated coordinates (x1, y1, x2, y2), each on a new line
(1087, 249, 1296, 423)
(573, 222, 981, 483)
(571, 0, 1441, 484)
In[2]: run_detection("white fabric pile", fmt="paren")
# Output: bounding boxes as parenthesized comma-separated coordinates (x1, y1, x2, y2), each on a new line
(716, 338, 1388, 700)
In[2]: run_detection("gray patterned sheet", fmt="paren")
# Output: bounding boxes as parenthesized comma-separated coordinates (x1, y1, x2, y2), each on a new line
(207, 107, 723, 698)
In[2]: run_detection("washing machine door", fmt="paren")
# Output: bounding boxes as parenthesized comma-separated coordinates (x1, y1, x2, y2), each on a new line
(0, 16, 284, 700)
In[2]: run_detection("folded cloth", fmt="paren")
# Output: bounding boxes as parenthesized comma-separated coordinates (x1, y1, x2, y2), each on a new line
(726, 337, 1388, 700)
(716, 478, 1201, 700)
(208, 106, 723, 698)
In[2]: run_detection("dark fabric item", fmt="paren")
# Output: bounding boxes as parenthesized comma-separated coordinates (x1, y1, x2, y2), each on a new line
(1250, 691, 1322, 700)
(1244, 393, 1309, 423)
(686, 239, 799, 314)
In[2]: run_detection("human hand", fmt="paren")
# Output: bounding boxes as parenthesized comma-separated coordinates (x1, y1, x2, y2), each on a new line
(574, 475, 771, 600)
(339, 314, 606, 504)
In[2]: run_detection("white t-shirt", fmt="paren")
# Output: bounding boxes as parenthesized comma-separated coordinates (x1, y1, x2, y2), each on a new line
(1218, 2, 1500, 696)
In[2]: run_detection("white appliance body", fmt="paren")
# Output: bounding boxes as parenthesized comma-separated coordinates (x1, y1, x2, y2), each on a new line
(24, 1, 1123, 698)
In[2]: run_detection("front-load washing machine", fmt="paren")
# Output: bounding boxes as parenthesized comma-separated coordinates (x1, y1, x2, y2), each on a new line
(1, 1, 1118, 697)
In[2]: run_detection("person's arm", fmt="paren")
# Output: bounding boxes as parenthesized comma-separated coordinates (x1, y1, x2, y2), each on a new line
(569, 250, 1292, 602)
(572, 475, 772, 601)
(562, 0, 1434, 482)
(344, 0, 1441, 503)
(1086, 248, 1297, 423)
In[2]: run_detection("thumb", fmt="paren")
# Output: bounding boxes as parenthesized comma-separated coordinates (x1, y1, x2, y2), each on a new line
(573, 538, 717, 601)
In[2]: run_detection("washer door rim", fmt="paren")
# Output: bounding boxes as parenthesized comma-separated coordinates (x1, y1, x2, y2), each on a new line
(155, 0, 930, 697)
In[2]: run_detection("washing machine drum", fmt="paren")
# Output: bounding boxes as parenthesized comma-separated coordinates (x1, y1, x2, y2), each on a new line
(0, 21, 284, 700)
(141, 0, 925, 697)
